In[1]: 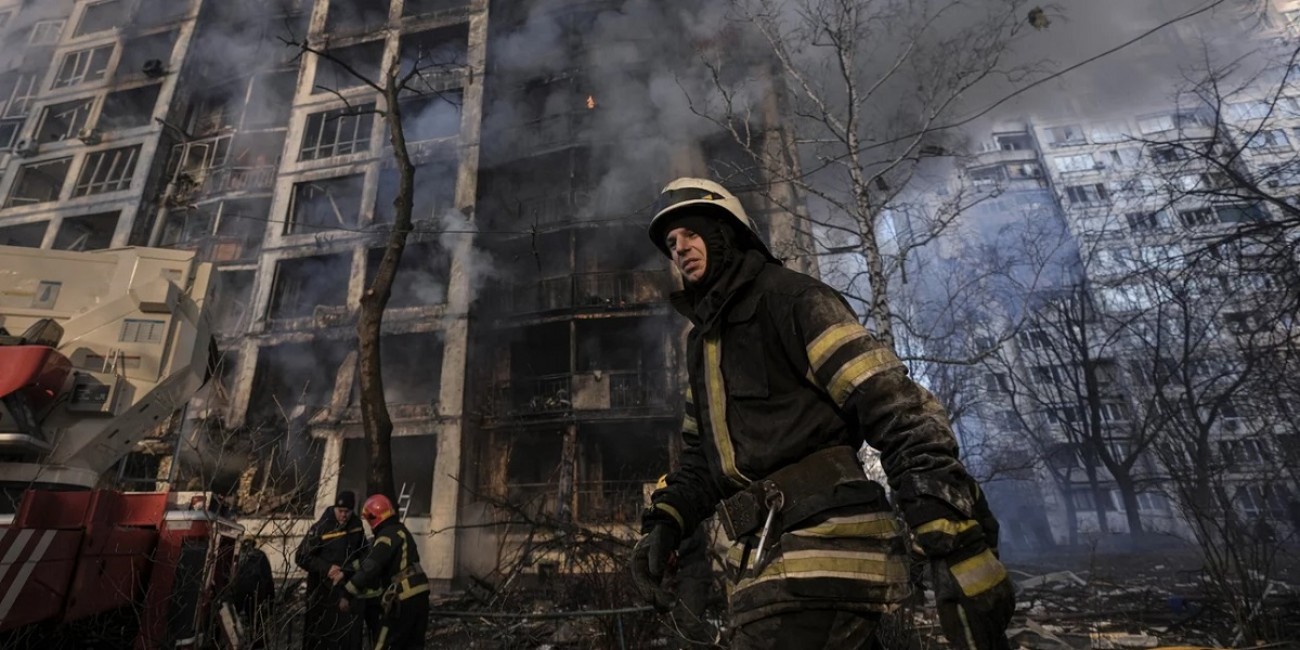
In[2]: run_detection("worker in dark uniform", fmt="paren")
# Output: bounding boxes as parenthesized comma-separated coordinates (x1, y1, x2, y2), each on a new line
(296, 491, 367, 650)
(336, 494, 431, 649)
(629, 178, 1015, 650)
(230, 536, 276, 648)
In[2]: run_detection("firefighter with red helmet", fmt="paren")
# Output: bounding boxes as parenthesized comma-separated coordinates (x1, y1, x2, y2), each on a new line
(334, 494, 430, 649)
(629, 178, 1014, 649)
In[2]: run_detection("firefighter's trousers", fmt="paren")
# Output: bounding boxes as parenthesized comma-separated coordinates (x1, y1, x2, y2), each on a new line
(730, 609, 880, 650)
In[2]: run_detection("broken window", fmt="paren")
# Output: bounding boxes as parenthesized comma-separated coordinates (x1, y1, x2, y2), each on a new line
(398, 26, 468, 92)
(36, 98, 94, 143)
(300, 105, 374, 160)
(210, 198, 269, 261)
(1045, 125, 1085, 147)
(5, 158, 72, 208)
(99, 85, 161, 130)
(243, 71, 297, 128)
(53, 45, 114, 88)
(72, 145, 140, 196)
(577, 424, 670, 522)
(402, 0, 465, 17)
(0, 119, 21, 150)
(29, 19, 66, 45)
(248, 338, 351, 423)
(350, 332, 445, 404)
(312, 41, 383, 93)
(340, 435, 436, 516)
(268, 252, 352, 319)
(0, 71, 42, 117)
(53, 212, 119, 251)
(118, 30, 178, 80)
(325, 0, 391, 34)
(75, 0, 126, 37)
(160, 205, 216, 246)
(135, 0, 193, 27)
(374, 157, 457, 222)
(703, 131, 764, 188)
(214, 270, 255, 335)
(185, 82, 243, 135)
(365, 241, 451, 306)
(394, 92, 461, 143)
(0, 221, 48, 247)
(167, 135, 231, 179)
(285, 175, 365, 234)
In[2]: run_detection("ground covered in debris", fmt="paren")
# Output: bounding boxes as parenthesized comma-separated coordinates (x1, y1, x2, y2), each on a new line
(419, 548, 1300, 649)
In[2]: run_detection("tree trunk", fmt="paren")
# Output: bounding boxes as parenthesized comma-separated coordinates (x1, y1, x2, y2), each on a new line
(357, 78, 416, 504)
(1114, 472, 1145, 534)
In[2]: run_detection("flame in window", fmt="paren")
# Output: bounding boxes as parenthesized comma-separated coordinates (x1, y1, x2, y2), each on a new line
(586, 95, 597, 110)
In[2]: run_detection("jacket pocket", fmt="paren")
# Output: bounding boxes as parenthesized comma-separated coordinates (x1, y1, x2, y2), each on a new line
(723, 298, 770, 398)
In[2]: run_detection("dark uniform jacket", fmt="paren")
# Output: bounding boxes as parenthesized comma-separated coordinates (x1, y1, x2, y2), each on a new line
(649, 250, 981, 624)
(296, 511, 367, 590)
(344, 518, 430, 603)
(231, 546, 275, 616)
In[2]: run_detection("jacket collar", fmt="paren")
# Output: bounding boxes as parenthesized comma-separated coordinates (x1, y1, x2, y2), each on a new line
(671, 249, 769, 334)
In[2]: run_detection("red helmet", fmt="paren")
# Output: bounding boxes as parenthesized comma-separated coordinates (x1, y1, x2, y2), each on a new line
(362, 494, 396, 527)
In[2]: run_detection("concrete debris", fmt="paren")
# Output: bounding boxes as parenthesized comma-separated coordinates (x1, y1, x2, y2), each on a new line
(1090, 631, 1160, 649)
(1014, 570, 1090, 589)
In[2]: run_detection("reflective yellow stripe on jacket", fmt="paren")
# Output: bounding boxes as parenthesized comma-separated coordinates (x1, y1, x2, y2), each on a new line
(704, 336, 750, 487)
(804, 320, 903, 407)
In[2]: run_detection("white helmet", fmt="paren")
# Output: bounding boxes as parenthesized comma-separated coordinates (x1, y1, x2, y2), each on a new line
(647, 177, 774, 260)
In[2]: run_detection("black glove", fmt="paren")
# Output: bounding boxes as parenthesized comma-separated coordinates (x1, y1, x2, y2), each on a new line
(932, 550, 1015, 650)
(916, 517, 1014, 650)
(629, 524, 681, 612)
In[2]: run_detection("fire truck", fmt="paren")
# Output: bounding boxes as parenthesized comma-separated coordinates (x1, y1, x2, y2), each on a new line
(0, 244, 240, 648)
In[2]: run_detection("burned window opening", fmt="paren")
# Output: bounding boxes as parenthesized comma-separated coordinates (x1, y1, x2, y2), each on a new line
(340, 435, 436, 516)
(348, 331, 445, 406)
(402, 0, 467, 18)
(325, 0, 391, 35)
(477, 149, 594, 229)
(374, 158, 457, 223)
(73, 145, 141, 197)
(243, 71, 297, 129)
(36, 98, 94, 143)
(5, 158, 72, 208)
(53, 45, 114, 89)
(118, 30, 179, 81)
(135, 0, 193, 28)
(185, 82, 243, 135)
(398, 25, 468, 93)
(502, 431, 564, 517)
(300, 105, 374, 161)
(364, 241, 452, 307)
(249, 338, 351, 421)
(285, 174, 364, 234)
(215, 270, 255, 335)
(268, 252, 352, 320)
(575, 224, 660, 273)
(100, 85, 161, 131)
(167, 135, 231, 180)
(576, 423, 670, 522)
(703, 130, 765, 189)
(312, 41, 384, 94)
(0, 221, 49, 247)
(53, 212, 119, 251)
(391, 92, 461, 144)
(75, 0, 127, 37)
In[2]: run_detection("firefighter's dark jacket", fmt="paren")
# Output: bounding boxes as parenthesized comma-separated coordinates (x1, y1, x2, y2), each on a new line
(647, 249, 982, 618)
(343, 518, 430, 601)
(295, 511, 367, 588)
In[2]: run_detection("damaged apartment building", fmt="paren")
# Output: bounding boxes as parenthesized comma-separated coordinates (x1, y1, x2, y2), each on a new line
(0, 0, 814, 587)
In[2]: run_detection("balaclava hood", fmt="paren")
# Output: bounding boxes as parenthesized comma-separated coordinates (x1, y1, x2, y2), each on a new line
(663, 211, 743, 295)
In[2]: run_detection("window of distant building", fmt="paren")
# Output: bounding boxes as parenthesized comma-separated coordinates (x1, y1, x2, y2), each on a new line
(1, 71, 42, 118)
(36, 98, 95, 143)
(28, 19, 66, 45)
(312, 41, 383, 93)
(1125, 211, 1161, 232)
(72, 146, 140, 196)
(5, 158, 72, 208)
(1246, 128, 1290, 151)
(285, 175, 365, 234)
(1053, 153, 1097, 173)
(300, 105, 374, 161)
(99, 85, 161, 130)
(1044, 125, 1085, 147)
(75, 0, 127, 37)
(53, 211, 119, 250)
(53, 45, 114, 88)
(1064, 183, 1109, 205)
(1088, 122, 1129, 144)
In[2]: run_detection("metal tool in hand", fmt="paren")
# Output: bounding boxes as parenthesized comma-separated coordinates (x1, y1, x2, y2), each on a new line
(752, 487, 785, 568)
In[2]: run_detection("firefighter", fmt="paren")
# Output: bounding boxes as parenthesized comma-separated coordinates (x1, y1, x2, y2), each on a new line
(230, 536, 276, 648)
(335, 494, 431, 649)
(629, 178, 1015, 650)
(295, 491, 367, 650)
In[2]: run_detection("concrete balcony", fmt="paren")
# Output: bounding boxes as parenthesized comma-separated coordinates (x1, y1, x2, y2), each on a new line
(483, 369, 675, 424)
(497, 270, 672, 317)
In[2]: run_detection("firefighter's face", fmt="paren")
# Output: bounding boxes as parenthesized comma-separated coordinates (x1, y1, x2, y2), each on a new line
(666, 226, 707, 284)
(334, 507, 351, 524)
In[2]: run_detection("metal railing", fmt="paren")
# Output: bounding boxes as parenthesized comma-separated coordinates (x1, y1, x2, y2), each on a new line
(486, 369, 674, 419)
(503, 270, 670, 315)
(505, 480, 654, 524)
(202, 165, 277, 196)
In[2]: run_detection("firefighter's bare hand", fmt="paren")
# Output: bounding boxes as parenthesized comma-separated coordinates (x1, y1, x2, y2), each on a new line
(328, 565, 343, 583)
(338, 597, 350, 614)
(630, 524, 680, 613)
